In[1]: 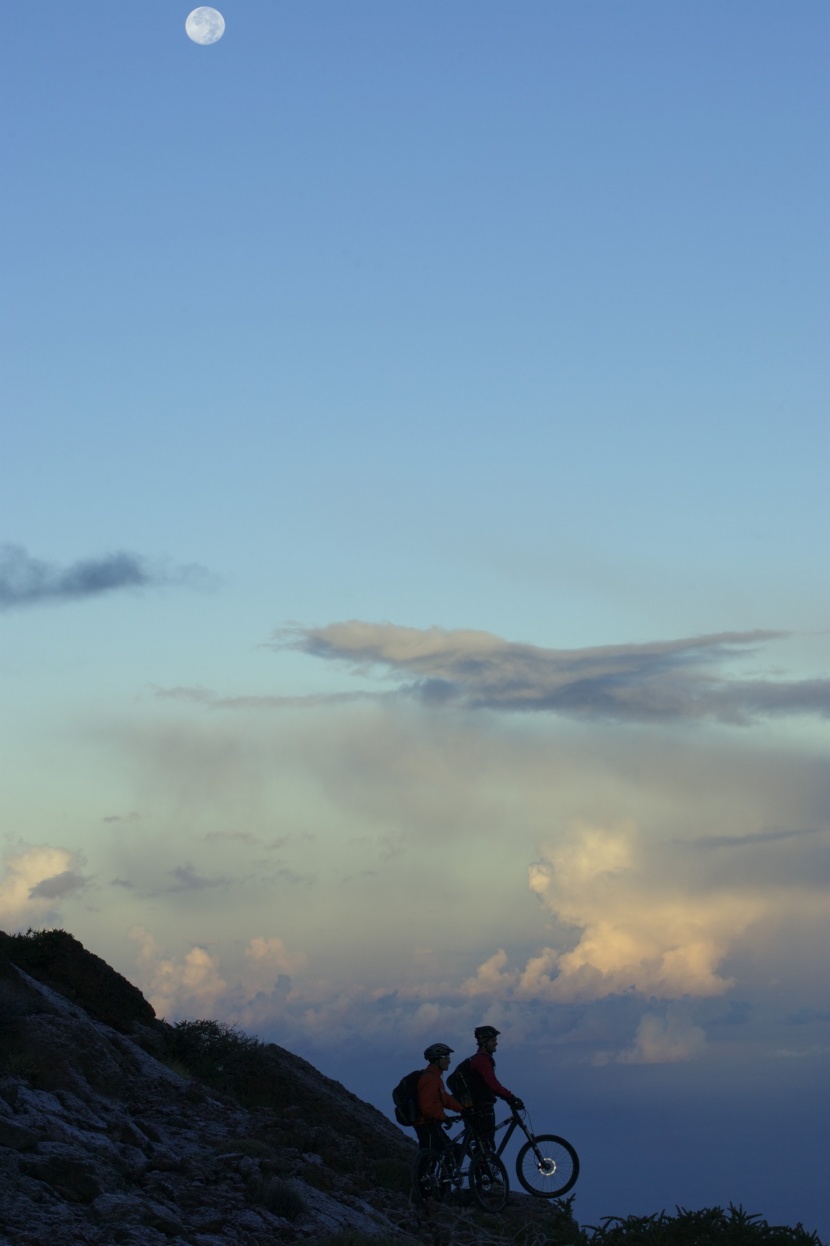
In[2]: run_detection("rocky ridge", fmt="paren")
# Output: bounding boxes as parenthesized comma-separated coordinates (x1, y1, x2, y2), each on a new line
(0, 932, 579, 1246)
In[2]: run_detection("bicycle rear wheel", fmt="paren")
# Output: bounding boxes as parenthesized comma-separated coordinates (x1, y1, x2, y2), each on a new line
(412, 1148, 452, 1205)
(515, 1134, 579, 1198)
(469, 1151, 509, 1212)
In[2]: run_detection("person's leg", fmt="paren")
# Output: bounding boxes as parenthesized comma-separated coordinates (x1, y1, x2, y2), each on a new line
(472, 1106, 496, 1151)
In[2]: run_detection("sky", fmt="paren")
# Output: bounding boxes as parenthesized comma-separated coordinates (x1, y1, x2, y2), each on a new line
(1, 0, 828, 1235)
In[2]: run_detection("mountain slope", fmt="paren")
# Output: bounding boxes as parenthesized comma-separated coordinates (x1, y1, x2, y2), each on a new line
(0, 930, 424, 1245)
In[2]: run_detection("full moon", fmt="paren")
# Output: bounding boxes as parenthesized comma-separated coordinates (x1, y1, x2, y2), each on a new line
(185, 7, 225, 45)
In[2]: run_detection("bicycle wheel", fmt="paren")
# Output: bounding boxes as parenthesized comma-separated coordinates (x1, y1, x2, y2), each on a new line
(412, 1149, 452, 1205)
(515, 1134, 579, 1198)
(469, 1151, 509, 1213)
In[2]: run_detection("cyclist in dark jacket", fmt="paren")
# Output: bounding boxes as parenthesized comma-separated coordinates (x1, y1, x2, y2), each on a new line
(468, 1026, 523, 1149)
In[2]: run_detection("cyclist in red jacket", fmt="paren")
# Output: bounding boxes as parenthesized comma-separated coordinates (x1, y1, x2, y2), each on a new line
(468, 1026, 523, 1149)
(415, 1043, 466, 1152)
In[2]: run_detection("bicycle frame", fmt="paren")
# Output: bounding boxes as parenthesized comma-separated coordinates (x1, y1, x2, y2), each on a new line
(447, 1106, 531, 1160)
(491, 1108, 530, 1158)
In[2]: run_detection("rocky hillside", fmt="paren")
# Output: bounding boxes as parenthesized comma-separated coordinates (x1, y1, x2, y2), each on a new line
(0, 930, 580, 1246)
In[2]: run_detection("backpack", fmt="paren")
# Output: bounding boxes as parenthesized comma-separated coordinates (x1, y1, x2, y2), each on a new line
(392, 1069, 423, 1126)
(446, 1056, 486, 1108)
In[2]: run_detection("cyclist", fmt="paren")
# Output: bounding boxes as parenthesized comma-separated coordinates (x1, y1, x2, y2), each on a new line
(467, 1026, 524, 1149)
(415, 1043, 466, 1152)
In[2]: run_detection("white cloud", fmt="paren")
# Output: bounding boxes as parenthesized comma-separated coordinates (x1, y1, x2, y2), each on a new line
(521, 820, 767, 1003)
(461, 949, 517, 997)
(614, 1011, 707, 1065)
(129, 927, 309, 1023)
(244, 936, 307, 982)
(129, 926, 228, 1018)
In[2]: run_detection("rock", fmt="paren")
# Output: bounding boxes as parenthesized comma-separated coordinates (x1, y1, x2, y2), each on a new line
(92, 1193, 184, 1236)
(20, 1154, 104, 1203)
(0, 1117, 40, 1149)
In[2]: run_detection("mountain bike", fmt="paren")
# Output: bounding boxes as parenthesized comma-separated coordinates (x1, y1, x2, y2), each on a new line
(461, 1103, 579, 1199)
(412, 1123, 509, 1212)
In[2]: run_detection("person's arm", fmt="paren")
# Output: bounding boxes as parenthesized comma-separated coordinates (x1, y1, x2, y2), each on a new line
(440, 1085, 466, 1114)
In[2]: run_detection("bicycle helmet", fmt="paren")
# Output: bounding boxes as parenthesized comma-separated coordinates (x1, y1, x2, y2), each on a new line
(423, 1042, 454, 1062)
(474, 1026, 501, 1043)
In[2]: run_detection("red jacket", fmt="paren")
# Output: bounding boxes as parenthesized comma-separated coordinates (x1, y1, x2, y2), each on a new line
(469, 1050, 512, 1103)
(417, 1063, 465, 1124)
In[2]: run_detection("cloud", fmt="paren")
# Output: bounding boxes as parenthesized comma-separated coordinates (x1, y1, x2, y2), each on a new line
(129, 926, 229, 1018)
(128, 928, 307, 1021)
(27, 870, 87, 900)
(688, 827, 823, 849)
(150, 684, 380, 711)
(272, 621, 830, 724)
(0, 845, 88, 929)
(600, 1010, 707, 1065)
(245, 936, 307, 981)
(520, 821, 767, 1002)
(165, 864, 229, 894)
(0, 544, 206, 610)
(461, 950, 517, 997)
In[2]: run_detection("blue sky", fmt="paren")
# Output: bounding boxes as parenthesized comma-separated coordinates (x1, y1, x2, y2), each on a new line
(1, 2, 829, 1236)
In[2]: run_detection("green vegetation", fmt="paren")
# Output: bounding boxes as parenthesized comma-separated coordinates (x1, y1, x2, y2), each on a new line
(167, 1017, 265, 1086)
(582, 1204, 824, 1245)
(298, 1211, 826, 1246)
(255, 1176, 307, 1220)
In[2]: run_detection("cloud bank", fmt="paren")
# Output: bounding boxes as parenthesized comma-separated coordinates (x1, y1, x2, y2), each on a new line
(273, 621, 830, 723)
(9, 613, 827, 1077)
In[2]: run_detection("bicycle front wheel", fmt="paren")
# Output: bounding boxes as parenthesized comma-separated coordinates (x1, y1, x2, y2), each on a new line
(469, 1151, 509, 1213)
(516, 1134, 579, 1198)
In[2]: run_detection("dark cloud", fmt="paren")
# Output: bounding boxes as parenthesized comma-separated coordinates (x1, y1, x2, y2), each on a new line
(166, 864, 228, 893)
(691, 827, 824, 849)
(0, 544, 206, 610)
(28, 870, 87, 899)
(272, 621, 830, 724)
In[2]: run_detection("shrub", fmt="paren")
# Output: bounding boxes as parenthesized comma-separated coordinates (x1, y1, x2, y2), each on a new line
(167, 1019, 264, 1087)
(370, 1156, 412, 1195)
(259, 1176, 307, 1220)
(585, 1205, 824, 1245)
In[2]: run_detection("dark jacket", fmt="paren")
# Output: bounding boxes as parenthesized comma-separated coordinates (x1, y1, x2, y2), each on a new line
(469, 1049, 512, 1104)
